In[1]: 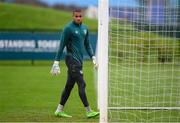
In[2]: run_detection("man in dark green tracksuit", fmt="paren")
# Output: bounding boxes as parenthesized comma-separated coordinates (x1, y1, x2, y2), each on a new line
(51, 9, 99, 118)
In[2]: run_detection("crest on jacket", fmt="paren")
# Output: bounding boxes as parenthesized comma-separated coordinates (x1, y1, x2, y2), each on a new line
(75, 30, 79, 34)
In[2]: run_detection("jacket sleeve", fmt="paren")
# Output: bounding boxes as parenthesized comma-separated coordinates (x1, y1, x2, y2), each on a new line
(55, 27, 70, 61)
(84, 29, 94, 58)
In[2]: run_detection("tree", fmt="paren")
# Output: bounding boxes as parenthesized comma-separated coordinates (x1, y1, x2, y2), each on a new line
(14, 0, 48, 8)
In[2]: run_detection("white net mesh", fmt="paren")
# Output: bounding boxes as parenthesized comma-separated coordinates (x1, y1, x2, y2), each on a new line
(108, 0, 180, 122)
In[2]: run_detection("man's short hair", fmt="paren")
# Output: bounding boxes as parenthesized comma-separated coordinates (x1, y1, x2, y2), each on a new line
(73, 9, 82, 14)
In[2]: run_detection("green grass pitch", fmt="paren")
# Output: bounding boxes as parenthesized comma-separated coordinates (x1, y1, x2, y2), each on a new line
(0, 61, 99, 122)
(108, 63, 180, 122)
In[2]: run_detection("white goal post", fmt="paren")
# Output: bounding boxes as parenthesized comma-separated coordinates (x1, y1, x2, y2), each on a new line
(97, 0, 109, 122)
(97, 0, 180, 122)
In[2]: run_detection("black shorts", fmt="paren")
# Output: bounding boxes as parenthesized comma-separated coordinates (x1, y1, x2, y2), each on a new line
(65, 55, 83, 78)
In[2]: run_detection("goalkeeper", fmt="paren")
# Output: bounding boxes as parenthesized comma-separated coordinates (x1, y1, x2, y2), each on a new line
(51, 9, 99, 118)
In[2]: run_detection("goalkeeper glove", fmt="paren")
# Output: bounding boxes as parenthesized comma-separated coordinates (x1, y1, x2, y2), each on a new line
(92, 56, 98, 69)
(51, 61, 60, 75)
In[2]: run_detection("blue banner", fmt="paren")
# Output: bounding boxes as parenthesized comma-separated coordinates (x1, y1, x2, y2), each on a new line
(0, 32, 97, 60)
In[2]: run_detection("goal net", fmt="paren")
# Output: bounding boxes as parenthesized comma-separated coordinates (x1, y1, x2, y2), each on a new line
(99, 0, 180, 122)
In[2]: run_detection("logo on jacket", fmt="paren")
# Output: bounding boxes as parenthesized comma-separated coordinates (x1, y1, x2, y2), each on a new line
(84, 30, 87, 35)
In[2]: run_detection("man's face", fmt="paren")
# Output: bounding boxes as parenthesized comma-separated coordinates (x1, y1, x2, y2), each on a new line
(73, 12, 83, 24)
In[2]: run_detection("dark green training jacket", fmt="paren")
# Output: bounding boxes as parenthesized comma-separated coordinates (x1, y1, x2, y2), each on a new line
(55, 21, 94, 63)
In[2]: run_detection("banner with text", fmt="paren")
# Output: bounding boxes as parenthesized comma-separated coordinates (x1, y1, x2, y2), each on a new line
(0, 32, 97, 60)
